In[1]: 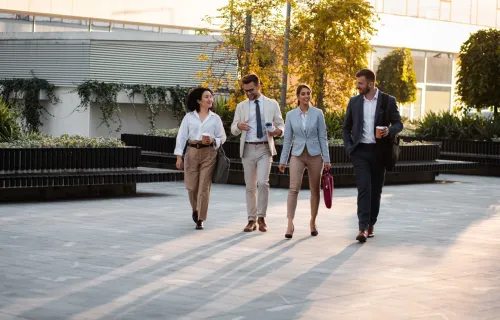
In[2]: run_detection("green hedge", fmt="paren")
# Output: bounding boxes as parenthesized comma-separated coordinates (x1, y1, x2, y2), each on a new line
(0, 133, 125, 148)
(0, 99, 21, 142)
(415, 111, 500, 141)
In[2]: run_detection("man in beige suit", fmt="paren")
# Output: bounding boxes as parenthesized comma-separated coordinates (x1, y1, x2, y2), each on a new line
(231, 74, 285, 232)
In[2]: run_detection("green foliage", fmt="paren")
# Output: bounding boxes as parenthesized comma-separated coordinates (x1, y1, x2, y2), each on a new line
(0, 74, 59, 132)
(0, 99, 21, 142)
(0, 132, 125, 148)
(148, 128, 179, 137)
(324, 109, 346, 140)
(128, 84, 188, 130)
(376, 48, 417, 104)
(75, 81, 190, 132)
(201, 0, 286, 108)
(456, 28, 500, 116)
(415, 111, 500, 141)
(290, 0, 377, 109)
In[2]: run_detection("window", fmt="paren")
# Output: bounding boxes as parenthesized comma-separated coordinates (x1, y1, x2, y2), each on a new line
(412, 51, 426, 83)
(471, 0, 478, 24)
(372, 47, 393, 75)
(451, 0, 472, 24)
(407, 0, 419, 17)
(477, 0, 497, 26)
(440, 0, 451, 21)
(413, 88, 423, 119)
(425, 86, 451, 115)
(419, 0, 440, 20)
(426, 52, 453, 84)
(375, 0, 384, 12)
(382, 0, 406, 15)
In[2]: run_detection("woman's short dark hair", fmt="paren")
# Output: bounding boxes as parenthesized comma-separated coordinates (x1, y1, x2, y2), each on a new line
(186, 87, 213, 112)
(355, 68, 376, 83)
(241, 73, 260, 86)
(296, 84, 312, 106)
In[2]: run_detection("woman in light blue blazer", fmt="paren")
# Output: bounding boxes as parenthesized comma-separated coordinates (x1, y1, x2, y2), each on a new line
(279, 84, 331, 239)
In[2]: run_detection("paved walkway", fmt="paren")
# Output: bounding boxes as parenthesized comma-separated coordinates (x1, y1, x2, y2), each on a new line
(1, 174, 499, 320)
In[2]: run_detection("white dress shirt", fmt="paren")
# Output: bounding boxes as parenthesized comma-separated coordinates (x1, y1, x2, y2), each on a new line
(299, 108, 308, 132)
(245, 95, 268, 142)
(174, 110, 227, 156)
(360, 89, 379, 144)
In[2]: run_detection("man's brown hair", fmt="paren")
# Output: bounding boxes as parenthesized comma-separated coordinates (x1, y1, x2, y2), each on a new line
(242, 73, 260, 86)
(355, 69, 376, 83)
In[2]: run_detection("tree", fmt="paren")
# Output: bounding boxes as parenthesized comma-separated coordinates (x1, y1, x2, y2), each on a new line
(200, 0, 287, 109)
(376, 48, 417, 105)
(290, 0, 377, 110)
(456, 28, 500, 117)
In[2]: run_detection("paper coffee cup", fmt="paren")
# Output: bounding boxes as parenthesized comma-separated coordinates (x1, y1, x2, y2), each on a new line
(202, 133, 210, 142)
(265, 122, 275, 132)
(376, 126, 385, 139)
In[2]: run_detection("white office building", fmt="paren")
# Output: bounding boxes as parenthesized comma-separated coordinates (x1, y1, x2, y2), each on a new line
(0, 0, 498, 138)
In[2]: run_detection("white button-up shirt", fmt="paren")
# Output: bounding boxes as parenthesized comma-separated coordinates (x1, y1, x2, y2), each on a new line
(360, 89, 379, 144)
(174, 110, 227, 156)
(245, 95, 268, 142)
(300, 108, 308, 132)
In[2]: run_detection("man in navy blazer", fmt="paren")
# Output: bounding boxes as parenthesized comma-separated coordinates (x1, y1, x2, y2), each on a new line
(342, 69, 403, 242)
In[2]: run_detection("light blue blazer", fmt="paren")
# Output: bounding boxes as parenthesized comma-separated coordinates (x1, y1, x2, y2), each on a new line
(279, 106, 330, 164)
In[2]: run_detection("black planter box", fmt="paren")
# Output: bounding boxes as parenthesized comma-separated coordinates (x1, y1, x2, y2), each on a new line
(0, 147, 141, 172)
(122, 133, 440, 163)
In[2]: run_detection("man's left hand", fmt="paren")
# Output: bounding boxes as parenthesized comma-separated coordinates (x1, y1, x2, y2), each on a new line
(381, 126, 390, 137)
(267, 128, 282, 137)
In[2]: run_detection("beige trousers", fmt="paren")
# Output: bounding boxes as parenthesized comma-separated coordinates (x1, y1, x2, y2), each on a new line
(242, 143, 273, 221)
(287, 149, 323, 219)
(184, 146, 217, 221)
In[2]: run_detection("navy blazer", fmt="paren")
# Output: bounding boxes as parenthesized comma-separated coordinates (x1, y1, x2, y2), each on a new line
(342, 90, 403, 154)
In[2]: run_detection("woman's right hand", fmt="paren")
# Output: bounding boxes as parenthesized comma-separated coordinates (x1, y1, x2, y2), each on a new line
(279, 163, 286, 173)
(176, 157, 183, 170)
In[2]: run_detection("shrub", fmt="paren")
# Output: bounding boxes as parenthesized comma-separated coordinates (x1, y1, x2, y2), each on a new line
(415, 111, 500, 141)
(0, 133, 125, 148)
(0, 99, 21, 142)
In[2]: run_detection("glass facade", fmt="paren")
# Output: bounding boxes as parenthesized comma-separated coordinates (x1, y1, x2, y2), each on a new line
(371, 46, 454, 119)
(368, 0, 500, 28)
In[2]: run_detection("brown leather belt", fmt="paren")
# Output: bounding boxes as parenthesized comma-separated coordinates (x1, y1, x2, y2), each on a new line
(188, 143, 214, 149)
(245, 141, 268, 145)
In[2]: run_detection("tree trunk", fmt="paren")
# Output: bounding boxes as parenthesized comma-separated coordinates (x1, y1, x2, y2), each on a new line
(244, 13, 252, 75)
(494, 105, 498, 119)
(280, 1, 291, 108)
(316, 69, 325, 109)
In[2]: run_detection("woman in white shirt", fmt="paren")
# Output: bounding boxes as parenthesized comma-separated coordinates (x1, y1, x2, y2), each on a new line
(174, 87, 227, 230)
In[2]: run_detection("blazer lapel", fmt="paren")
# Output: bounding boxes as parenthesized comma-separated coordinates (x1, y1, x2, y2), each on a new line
(374, 90, 383, 125)
(358, 96, 364, 127)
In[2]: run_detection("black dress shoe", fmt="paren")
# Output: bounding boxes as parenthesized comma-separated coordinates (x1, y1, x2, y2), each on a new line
(192, 211, 198, 223)
(285, 225, 294, 239)
(196, 220, 204, 230)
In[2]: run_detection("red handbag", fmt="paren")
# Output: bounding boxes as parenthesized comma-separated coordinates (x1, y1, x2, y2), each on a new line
(322, 169, 334, 209)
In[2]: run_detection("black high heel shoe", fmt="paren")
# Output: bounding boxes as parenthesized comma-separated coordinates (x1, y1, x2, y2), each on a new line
(285, 225, 294, 239)
(311, 227, 318, 237)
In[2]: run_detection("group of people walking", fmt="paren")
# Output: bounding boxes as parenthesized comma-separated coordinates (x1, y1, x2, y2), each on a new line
(174, 69, 403, 242)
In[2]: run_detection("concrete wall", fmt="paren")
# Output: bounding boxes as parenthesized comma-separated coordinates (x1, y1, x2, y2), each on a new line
(372, 13, 489, 54)
(39, 87, 180, 138)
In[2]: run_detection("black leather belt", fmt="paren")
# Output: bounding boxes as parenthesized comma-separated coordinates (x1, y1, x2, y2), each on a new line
(245, 141, 268, 145)
(188, 143, 214, 149)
